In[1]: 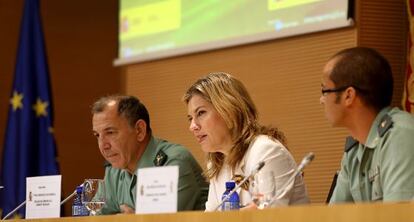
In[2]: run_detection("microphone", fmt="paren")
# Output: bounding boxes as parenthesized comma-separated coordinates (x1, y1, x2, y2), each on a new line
(269, 152, 315, 206)
(213, 161, 265, 211)
(296, 152, 315, 175)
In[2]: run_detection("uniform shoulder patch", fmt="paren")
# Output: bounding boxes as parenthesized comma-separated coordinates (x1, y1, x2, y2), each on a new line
(344, 136, 358, 152)
(153, 150, 168, 166)
(378, 114, 393, 137)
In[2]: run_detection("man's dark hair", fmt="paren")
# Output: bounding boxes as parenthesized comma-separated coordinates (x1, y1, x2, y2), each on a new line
(91, 95, 151, 133)
(330, 47, 394, 111)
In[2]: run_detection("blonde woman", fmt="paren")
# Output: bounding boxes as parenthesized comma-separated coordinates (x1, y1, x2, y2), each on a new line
(184, 72, 309, 211)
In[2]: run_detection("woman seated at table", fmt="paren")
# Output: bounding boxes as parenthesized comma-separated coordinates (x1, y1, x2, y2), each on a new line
(183, 72, 309, 211)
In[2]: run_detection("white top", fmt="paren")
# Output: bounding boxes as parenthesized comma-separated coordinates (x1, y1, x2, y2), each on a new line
(205, 135, 309, 211)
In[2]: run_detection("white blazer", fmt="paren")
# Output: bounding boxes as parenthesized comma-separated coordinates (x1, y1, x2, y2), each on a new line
(205, 135, 309, 211)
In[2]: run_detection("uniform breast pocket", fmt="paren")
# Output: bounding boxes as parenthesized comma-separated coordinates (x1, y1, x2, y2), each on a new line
(369, 166, 383, 201)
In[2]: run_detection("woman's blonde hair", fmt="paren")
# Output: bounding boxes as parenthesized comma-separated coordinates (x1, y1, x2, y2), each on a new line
(183, 72, 286, 179)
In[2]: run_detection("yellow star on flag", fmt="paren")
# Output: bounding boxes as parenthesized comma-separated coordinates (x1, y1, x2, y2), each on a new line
(10, 91, 24, 111)
(32, 98, 48, 117)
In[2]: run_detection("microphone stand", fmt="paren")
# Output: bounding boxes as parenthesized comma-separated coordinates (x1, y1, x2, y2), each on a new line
(268, 152, 314, 206)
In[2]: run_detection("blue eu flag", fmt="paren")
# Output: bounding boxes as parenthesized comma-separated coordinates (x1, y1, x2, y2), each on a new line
(0, 0, 60, 218)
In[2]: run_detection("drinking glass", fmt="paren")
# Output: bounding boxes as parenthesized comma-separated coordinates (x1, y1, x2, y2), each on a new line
(81, 179, 106, 216)
(249, 171, 276, 209)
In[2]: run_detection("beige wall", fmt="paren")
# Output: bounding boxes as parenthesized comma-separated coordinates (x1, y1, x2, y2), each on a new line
(0, 0, 407, 216)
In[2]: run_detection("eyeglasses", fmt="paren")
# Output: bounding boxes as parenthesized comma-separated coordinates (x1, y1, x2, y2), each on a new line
(321, 85, 366, 96)
(321, 86, 349, 96)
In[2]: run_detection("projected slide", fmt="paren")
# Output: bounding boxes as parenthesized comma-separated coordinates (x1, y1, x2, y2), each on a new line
(116, 0, 351, 65)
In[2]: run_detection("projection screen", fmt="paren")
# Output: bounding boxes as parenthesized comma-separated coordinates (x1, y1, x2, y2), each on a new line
(114, 0, 353, 65)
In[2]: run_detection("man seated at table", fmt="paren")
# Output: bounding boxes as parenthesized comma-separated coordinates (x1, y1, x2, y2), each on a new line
(320, 47, 414, 202)
(91, 95, 208, 214)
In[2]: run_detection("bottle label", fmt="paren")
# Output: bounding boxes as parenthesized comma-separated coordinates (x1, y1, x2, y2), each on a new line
(222, 201, 239, 211)
(72, 205, 89, 216)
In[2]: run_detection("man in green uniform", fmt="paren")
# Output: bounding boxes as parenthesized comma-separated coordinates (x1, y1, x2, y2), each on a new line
(320, 47, 414, 203)
(91, 95, 208, 214)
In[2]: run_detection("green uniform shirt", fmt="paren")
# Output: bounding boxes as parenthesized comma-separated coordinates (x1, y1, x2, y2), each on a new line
(100, 136, 208, 214)
(330, 107, 414, 203)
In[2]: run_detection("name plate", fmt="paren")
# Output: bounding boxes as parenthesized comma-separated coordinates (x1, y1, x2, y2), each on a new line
(135, 166, 178, 214)
(26, 175, 61, 219)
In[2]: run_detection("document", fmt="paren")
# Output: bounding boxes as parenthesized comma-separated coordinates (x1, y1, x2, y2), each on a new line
(135, 166, 178, 214)
(26, 175, 61, 219)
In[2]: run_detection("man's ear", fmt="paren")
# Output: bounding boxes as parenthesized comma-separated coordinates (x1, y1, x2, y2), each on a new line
(135, 119, 147, 142)
(343, 87, 357, 106)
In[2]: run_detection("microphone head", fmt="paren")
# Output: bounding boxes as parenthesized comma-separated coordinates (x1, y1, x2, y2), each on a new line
(306, 152, 315, 162)
(248, 161, 266, 180)
(298, 152, 315, 170)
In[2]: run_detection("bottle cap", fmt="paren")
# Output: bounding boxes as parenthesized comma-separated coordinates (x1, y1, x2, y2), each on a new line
(225, 181, 236, 189)
(76, 185, 83, 193)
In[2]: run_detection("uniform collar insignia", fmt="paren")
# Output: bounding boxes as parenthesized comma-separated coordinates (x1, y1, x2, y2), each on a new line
(377, 114, 393, 137)
(344, 136, 359, 152)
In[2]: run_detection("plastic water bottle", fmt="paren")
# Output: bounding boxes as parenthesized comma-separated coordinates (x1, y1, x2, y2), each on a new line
(221, 181, 240, 211)
(72, 186, 89, 216)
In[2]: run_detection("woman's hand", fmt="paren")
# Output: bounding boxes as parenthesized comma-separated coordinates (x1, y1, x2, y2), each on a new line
(240, 202, 258, 211)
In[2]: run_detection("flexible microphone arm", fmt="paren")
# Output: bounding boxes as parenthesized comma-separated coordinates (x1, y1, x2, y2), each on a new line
(213, 161, 265, 211)
(269, 152, 315, 206)
(2, 200, 26, 220)
(60, 183, 84, 206)
(284, 152, 315, 189)
(60, 190, 77, 206)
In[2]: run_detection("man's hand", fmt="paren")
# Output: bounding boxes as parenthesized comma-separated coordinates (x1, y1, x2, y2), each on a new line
(119, 204, 135, 214)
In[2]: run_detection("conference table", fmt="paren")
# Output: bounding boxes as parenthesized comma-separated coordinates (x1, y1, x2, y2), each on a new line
(9, 202, 414, 222)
